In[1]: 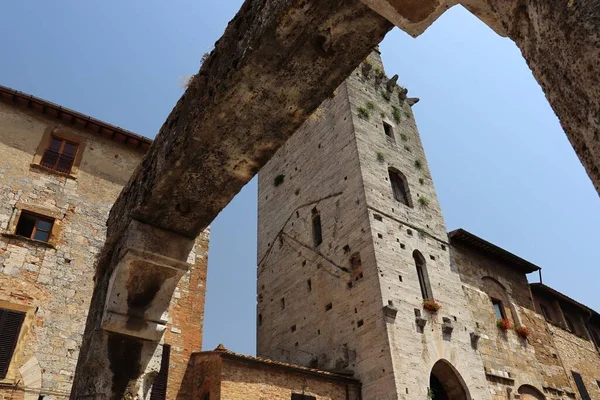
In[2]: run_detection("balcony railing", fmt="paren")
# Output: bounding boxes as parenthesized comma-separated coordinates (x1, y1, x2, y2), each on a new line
(40, 149, 75, 174)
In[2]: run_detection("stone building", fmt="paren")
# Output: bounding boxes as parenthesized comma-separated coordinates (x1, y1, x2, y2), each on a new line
(257, 51, 600, 400)
(0, 85, 209, 400)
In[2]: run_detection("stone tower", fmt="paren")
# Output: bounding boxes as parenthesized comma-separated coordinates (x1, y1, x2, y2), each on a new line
(257, 51, 490, 399)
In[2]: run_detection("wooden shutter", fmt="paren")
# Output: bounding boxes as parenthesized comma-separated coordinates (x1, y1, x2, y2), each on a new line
(572, 371, 591, 400)
(150, 344, 170, 400)
(0, 308, 26, 379)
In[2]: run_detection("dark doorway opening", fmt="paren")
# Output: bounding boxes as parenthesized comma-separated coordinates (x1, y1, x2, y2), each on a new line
(429, 360, 469, 400)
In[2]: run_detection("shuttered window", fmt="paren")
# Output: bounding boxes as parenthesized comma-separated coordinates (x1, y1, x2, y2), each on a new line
(572, 371, 591, 400)
(149, 344, 170, 400)
(0, 308, 26, 379)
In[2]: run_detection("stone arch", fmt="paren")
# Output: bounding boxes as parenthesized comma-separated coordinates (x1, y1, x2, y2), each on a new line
(429, 359, 470, 400)
(518, 384, 546, 400)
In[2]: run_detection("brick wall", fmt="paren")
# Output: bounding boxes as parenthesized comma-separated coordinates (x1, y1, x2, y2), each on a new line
(181, 351, 361, 400)
(0, 99, 207, 399)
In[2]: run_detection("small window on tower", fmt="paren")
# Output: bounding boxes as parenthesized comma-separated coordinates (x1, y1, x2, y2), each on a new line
(311, 208, 322, 248)
(15, 212, 54, 243)
(383, 122, 394, 141)
(388, 168, 412, 207)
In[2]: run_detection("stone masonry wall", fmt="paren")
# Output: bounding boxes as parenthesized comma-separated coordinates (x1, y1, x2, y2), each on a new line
(257, 71, 398, 398)
(258, 51, 492, 400)
(220, 358, 361, 400)
(0, 100, 208, 400)
(347, 51, 491, 400)
(452, 243, 573, 399)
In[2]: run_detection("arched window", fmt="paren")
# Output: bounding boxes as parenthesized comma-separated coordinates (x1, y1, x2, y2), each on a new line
(388, 168, 412, 207)
(413, 250, 432, 300)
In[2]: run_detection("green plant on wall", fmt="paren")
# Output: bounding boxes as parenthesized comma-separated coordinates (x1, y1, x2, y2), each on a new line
(380, 112, 386, 119)
(392, 105, 401, 123)
(400, 133, 408, 142)
(366, 101, 376, 110)
(418, 196, 430, 208)
(414, 159, 423, 169)
(274, 174, 285, 187)
(419, 178, 425, 185)
(357, 107, 370, 120)
(376, 152, 385, 163)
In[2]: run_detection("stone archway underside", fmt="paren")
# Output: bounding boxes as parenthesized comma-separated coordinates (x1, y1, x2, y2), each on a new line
(71, 0, 600, 398)
(430, 360, 470, 400)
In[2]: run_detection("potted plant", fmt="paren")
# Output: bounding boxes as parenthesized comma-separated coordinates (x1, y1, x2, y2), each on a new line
(496, 318, 511, 331)
(515, 326, 531, 339)
(423, 299, 441, 314)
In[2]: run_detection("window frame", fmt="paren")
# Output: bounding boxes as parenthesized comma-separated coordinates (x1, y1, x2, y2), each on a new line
(491, 298, 506, 320)
(15, 211, 55, 243)
(32, 127, 85, 178)
(39, 136, 79, 174)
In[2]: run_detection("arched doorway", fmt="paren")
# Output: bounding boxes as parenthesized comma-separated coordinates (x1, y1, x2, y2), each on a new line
(518, 385, 546, 400)
(429, 360, 469, 400)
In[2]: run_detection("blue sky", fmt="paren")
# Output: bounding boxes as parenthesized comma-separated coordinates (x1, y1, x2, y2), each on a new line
(2, 1, 598, 356)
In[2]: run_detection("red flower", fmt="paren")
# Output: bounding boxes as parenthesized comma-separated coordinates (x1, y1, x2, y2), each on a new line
(515, 326, 531, 338)
(496, 318, 511, 330)
(423, 299, 441, 313)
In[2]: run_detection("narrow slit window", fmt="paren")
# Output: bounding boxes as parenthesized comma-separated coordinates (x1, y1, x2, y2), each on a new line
(311, 208, 322, 248)
(388, 168, 412, 207)
(0, 308, 26, 379)
(413, 250, 432, 300)
(383, 122, 394, 141)
(15, 212, 54, 243)
(491, 299, 506, 320)
(40, 136, 78, 174)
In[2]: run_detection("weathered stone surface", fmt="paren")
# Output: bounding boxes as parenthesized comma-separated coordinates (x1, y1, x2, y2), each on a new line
(106, 0, 393, 241)
(0, 97, 208, 400)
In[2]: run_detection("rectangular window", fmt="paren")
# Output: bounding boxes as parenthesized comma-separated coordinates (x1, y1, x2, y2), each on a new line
(492, 299, 506, 320)
(572, 371, 591, 400)
(40, 136, 78, 174)
(149, 344, 170, 400)
(291, 394, 316, 400)
(383, 122, 395, 142)
(15, 212, 54, 243)
(0, 308, 26, 379)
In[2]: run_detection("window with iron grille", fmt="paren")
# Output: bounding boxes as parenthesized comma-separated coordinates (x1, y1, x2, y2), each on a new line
(572, 371, 591, 400)
(40, 136, 78, 174)
(15, 212, 54, 243)
(149, 344, 170, 400)
(0, 308, 26, 379)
